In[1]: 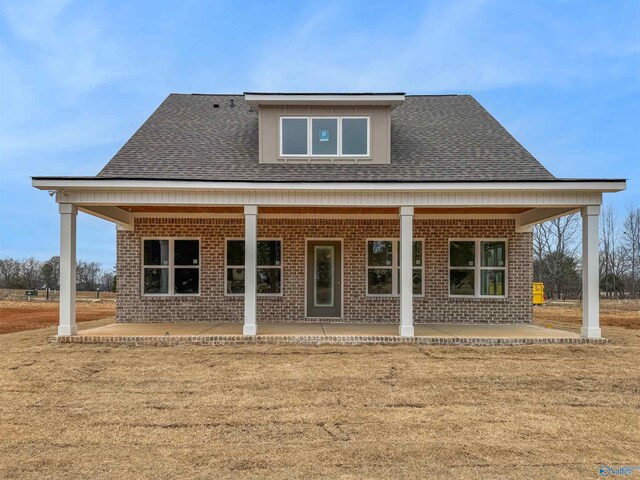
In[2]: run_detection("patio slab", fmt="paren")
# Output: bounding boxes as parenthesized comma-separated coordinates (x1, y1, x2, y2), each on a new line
(79, 322, 222, 336)
(75, 321, 581, 340)
(322, 323, 399, 336)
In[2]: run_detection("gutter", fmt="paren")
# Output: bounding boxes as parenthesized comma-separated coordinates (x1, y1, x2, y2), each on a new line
(32, 178, 627, 193)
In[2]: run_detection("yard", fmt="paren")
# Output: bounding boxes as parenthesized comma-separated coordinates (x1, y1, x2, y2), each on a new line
(0, 301, 638, 479)
(0, 299, 115, 334)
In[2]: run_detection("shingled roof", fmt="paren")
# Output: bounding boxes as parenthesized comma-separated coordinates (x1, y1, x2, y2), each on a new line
(97, 93, 555, 182)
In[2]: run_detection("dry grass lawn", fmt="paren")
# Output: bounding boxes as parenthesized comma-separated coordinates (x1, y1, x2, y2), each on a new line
(0, 303, 639, 479)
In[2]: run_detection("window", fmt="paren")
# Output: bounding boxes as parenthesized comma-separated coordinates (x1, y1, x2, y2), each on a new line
(342, 118, 368, 155)
(312, 118, 338, 155)
(281, 118, 308, 155)
(226, 239, 282, 295)
(280, 117, 369, 157)
(142, 239, 200, 296)
(366, 239, 423, 296)
(449, 240, 506, 297)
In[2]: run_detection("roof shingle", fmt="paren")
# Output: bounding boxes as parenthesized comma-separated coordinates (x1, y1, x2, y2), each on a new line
(97, 94, 554, 182)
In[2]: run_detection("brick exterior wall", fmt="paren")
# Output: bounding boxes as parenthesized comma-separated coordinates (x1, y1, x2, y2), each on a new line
(116, 218, 533, 324)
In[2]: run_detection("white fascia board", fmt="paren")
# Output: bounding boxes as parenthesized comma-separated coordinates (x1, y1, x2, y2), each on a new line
(244, 94, 405, 107)
(32, 178, 627, 193)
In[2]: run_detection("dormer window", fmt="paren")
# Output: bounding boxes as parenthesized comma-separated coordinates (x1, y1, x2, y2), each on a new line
(280, 116, 370, 157)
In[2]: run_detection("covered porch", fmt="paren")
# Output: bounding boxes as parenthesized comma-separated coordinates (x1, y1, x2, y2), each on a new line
(32, 178, 627, 341)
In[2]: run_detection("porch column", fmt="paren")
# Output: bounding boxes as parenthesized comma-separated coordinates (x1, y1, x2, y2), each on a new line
(581, 205, 601, 338)
(58, 203, 77, 336)
(399, 206, 415, 337)
(243, 205, 258, 335)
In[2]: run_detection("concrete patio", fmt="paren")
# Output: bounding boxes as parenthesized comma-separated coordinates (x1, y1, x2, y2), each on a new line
(49, 322, 607, 346)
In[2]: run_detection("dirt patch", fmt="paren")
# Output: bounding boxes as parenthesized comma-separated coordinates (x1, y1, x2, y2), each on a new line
(0, 301, 116, 334)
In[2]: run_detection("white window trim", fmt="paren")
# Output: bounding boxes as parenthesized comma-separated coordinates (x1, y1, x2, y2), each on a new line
(448, 238, 508, 299)
(225, 237, 284, 297)
(279, 116, 370, 158)
(366, 238, 424, 297)
(141, 237, 201, 297)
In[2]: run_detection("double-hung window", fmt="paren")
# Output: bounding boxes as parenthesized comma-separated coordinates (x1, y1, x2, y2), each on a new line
(366, 239, 423, 296)
(142, 239, 200, 296)
(226, 239, 282, 295)
(449, 240, 507, 297)
(280, 117, 369, 157)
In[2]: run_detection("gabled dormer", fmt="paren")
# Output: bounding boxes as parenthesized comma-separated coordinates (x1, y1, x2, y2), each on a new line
(245, 92, 405, 164)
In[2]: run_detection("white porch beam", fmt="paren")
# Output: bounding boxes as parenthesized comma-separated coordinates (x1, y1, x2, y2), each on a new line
(515, 207, 579, 232)
(79, 206, 133, 230)
(37, 187, 607, 209)
(58, 203, 77, 336)
(399, 206, 414, 337)
(581, 205, 601, 338)
(243, 205, 258, 336)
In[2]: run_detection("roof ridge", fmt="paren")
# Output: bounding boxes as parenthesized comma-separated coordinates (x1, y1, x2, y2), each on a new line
(181, 93, 464, 97)
(187, 93, 242, 96)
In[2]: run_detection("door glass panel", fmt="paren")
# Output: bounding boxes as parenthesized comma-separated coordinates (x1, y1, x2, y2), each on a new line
(314, 246, 334, 307)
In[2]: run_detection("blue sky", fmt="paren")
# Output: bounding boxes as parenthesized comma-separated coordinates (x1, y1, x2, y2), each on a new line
(1, 0, 638, 268)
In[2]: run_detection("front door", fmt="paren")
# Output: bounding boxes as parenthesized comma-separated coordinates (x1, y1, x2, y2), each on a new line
(306, 241, 342, 318)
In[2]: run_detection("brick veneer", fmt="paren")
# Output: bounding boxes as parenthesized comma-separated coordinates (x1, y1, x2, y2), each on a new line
(116, 218, 533, 324)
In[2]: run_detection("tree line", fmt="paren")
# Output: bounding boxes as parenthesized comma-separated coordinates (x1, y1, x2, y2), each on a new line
(0, 256, 116, 292)
(534, 206, 640, 299)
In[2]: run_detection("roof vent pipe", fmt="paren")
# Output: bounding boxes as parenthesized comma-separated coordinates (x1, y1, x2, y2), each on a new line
(229, 98, 235, 107)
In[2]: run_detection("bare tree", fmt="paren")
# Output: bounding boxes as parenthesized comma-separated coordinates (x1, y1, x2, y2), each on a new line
(622, 207, 640, 298)
(76, 261, 102, 291)
(21, 257, 43, 289)
(0, 258, 22, 289)
(533, 213, 581, 299)
(41, 256, 60, 290)
(600, 206, 626, 298)
(99, 269, 116, 292)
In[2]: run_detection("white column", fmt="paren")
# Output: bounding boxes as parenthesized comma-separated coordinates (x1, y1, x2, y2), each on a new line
(58, 203, 77, 336)
(581, 205, 601, 338)
(243, 205, 258, 335)
(399, 206, 414, 337)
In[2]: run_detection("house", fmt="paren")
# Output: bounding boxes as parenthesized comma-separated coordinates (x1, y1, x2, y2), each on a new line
(33, 92, 625, 340)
